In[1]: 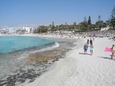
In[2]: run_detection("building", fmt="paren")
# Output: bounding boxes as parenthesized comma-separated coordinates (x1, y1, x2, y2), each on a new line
(0, 28, 8, 34)
(0, 26, 34, 34)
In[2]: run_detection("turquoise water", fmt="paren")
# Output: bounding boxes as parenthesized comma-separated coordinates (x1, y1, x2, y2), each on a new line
(0, 36, 55, 54)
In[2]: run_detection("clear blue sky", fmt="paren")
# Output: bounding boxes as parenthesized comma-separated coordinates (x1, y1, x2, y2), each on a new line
(0, 0, 115, 26)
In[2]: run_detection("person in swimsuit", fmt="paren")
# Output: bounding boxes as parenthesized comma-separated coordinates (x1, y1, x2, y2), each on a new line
(90, 44, 94, 55)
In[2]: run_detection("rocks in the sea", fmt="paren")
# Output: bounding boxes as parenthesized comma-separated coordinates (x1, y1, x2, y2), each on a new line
(0, 63, 50, 86)
(27, 49, 64, 63)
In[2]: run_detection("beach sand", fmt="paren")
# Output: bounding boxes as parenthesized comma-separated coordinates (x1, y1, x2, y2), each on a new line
(23, 37, 115, 86)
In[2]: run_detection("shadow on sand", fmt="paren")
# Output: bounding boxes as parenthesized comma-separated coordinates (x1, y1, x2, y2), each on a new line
(79, 52, 92, 55)
(98, 56, 115, 61)
(79, 52, 115, 61)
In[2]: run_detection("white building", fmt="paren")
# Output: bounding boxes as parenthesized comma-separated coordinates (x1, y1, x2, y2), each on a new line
(21, 27, 33, 33)
(8, 27, 33, 34)
(0, 28, 8, 34)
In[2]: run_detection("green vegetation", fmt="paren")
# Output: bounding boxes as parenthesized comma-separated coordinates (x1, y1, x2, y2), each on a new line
(110, 6, 115, 29)
(33, 6, 115, 33)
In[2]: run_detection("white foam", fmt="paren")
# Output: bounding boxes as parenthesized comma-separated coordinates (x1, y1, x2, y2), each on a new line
(30, 42, 59, 54)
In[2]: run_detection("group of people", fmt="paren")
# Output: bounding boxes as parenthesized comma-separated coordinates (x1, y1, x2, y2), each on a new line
(83, 38, 115, 59)
(83, 38, 93, 55)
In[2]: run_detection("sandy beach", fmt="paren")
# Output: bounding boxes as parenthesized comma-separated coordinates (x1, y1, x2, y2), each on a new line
(0, 34, 115, 86)
(22, 37, 115, 86)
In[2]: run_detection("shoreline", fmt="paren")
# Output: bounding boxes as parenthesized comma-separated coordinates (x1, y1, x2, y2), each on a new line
(0, 35, 81, 86)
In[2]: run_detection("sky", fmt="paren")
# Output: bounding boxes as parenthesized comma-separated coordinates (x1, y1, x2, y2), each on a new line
(0, 0, 115, 27)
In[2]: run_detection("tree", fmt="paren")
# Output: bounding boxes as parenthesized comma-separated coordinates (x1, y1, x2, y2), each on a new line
(95, 15, 105, 30)
(112, 6, 115, 17)
(87, 16, 92, 30)
(96, 20, 107, 30)
(64, 22, 69, 30)
(110, 6, 115, 29)
(51, 21, 55, 31)
(88, 16, 91, 24)
(73, 22, 77, 30)
(33, 25, 48, 33)
(84, 16, 87, 23)
(79, 21, 88, 31)
(98, 15, 101, 21)
(96, 20, 103, 29)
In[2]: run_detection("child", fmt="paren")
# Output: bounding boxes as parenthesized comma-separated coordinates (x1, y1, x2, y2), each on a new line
(90, 44, 94, 55)
(83, 43, 88, 54)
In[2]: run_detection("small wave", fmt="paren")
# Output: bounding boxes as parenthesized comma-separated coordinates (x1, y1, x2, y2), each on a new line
(30, 42, 59, 54)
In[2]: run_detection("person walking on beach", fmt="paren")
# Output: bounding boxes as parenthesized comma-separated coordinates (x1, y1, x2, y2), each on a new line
(83, 43, 88, 54)
(90, 44, 94, 55)
(90, 39, 93, 46)
(111, 44, 115, 59)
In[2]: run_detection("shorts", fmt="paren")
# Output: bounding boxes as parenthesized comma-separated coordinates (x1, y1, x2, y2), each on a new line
(84, 49, 87, 52)
(90, 50, 93, 52)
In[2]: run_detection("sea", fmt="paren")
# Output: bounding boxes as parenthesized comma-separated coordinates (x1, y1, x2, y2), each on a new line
(0, 36, 59, 86)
